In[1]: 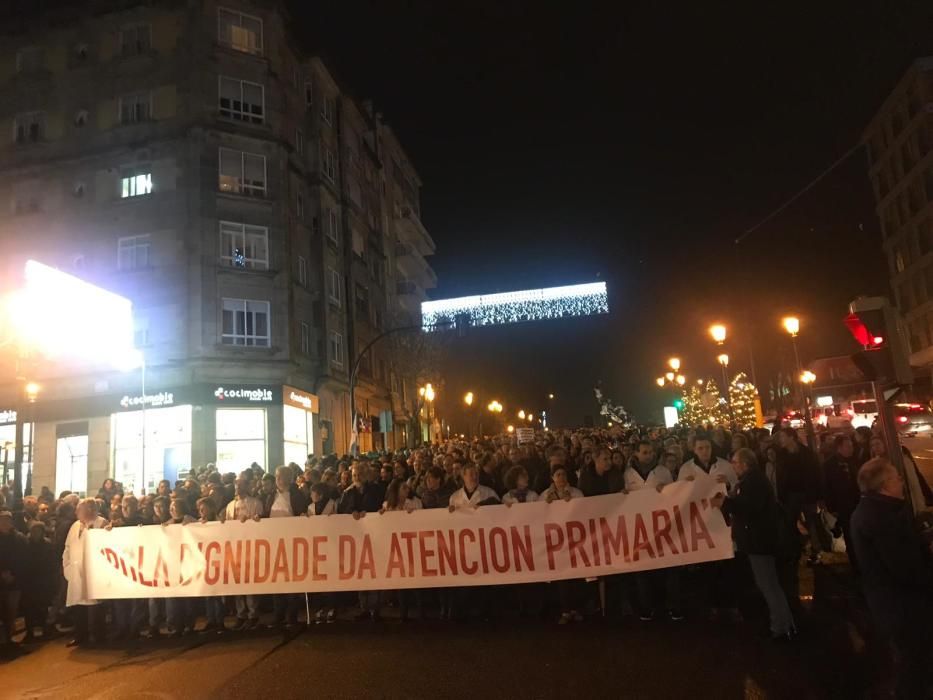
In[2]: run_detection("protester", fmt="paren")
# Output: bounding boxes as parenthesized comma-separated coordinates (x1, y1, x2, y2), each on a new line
(0, 511, 27, 644)
(850, 458, 933, 699)
(62, 499, 108, 647)
(775, 428, 825, 565)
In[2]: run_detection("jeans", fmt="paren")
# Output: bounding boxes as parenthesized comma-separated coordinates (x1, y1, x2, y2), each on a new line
(71, 604, 104, 643)
(205, 597, 226, 626)
(635, 568, 682, 616)
(358, 590, 380, 613)
(113, 599, 142, 639)
(148, 598, 164, 629)
(236, 595, 259, 620)
(166, 597, 194, 631)
(748, 554, 795, 636)
(272, 593, 301, 624)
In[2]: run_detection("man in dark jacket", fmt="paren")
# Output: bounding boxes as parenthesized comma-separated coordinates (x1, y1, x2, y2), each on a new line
(775, 428, 825, 564)
(418, 467, 456, 509)
(822, 434, 862, 572)
(850, 458, 933, 699)
(578, 447, 625, 497)
(23, 521, 57, 640)
(713, 449, 795, 640)
(0, 511, 27, 644)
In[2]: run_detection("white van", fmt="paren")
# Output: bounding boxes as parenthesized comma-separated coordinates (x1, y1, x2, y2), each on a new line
(848, 399, 878, 429)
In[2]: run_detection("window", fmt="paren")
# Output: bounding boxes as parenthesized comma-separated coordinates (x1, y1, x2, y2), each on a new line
(120, 24, 152, 57)
(218, 148, 266, 197)
(355, 283, 369, 318)
(322, 146, 336, 182)
(321, 96, 334, 124)
(327, 268, 341, 306)
(304, 82, 313, 106)
(118, 234, 151, 270)
(221, 298, 270, 346)
(329, 331, 344, 367)
(14, 112, 44, 144)
(121, 166, 153, 198)
(219, 77, 264, 123)
(351, 228, 365, 258)
(219, 221, 269, 269)
(300, 321, 310, 354)
(326, 208, 339, 245)
(119, 93, 151, 124)
(216, 408, 266, 473)
(15, 47, 43, 73)
(295, 128, 304, 155)
(218, 7, 263, 55)
(297, 192, 305, 220)
(298, 256, 307, 286)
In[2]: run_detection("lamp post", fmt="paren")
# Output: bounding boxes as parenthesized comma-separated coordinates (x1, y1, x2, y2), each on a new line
(710, 324, 727, 346)
(717, 354, 736, 428)
(782, 316, 815, 447)
(463, 392, 474, 439)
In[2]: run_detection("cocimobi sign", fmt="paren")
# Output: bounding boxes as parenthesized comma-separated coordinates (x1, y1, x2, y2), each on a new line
(212, 386, 275, 403)
(84, 477, 732, 598)
(283, 385, 319, 413)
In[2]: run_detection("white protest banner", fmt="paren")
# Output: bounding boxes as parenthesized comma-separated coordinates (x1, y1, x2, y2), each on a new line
(85, 477, 732, 599)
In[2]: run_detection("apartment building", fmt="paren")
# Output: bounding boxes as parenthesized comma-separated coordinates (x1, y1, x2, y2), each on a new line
(864, 57, 933, 366)
(0, 0, 437, 496)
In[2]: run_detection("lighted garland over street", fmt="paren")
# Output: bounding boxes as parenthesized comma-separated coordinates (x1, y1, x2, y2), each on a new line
(420, 281, 609, 330)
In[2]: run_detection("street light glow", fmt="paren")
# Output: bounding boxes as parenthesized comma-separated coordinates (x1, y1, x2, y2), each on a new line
(656, 377, 666, 387)
(518, 409, 526, 420)
(423, 383, 435, 402)
(717, 353, 729, 367)
(665, 372, 675, 382)
(782, 316, 800, 337)
(668, 357, 681, 371)
(507, 425, 514, 433)
(800, 370, 816, 384)
(676, 374, 686, 386)
(464, 391, 474, 406)
(24, 382, 40, 403)
(710, 324, 727, 344)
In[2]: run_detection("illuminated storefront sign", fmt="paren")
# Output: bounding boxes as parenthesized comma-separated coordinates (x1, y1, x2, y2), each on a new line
(213, 386, 275, 403)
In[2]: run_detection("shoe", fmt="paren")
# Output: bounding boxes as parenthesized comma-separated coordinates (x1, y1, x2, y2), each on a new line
(229, 618, 247, 632)
(314, 610, 325, 626)
(243, 618, 259, 631)
(639, 612, 654, 622)
(142, 625, 160, 639)
(668, 610, 685, 622)
(558, 612, 573, 625)
(265, 620, 284, 630)
(65, 638, 83, 648)
(326, 609, 336, 624)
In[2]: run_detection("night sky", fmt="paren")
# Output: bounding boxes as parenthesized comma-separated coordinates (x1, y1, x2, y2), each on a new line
(301, 2, 933, 427)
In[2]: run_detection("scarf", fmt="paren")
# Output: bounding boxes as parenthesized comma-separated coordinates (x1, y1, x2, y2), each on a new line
(510, 488, 530, 503)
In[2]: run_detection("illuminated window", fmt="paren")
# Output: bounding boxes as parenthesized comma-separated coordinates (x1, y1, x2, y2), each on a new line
(119, 92, 151, 124)
(221, 298, 270, 346)
(218, 148, 266, 197)
(120, 24, 151, 56)
(219, 221, 268, 269)
(117, 234, 151, 270)
(120, 167, 153, 198)
(219, 77, 264, 123)
(216, 408, 266, 473)
(218, 7, 263, 55)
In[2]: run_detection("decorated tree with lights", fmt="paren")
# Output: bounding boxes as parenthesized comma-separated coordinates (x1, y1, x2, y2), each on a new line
(680, 384, 702, 426)
(698, 378, 729, 426)
(729, 372, 760, 429)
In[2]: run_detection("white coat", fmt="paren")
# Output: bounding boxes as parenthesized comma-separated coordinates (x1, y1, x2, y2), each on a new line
(449, 484, 499, 509)
(62, 515, 108, 607)
(677, 457, 737, 489)
(624, 465, 673, 492)
(307, 499, 337, 516)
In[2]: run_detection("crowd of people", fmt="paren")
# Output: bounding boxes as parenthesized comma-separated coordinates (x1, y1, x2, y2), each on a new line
(0, 420, 930, 692)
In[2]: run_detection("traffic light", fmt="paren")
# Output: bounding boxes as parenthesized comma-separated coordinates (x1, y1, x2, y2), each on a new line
(673, 398, 685, 410)
(845, 297, 912, 385)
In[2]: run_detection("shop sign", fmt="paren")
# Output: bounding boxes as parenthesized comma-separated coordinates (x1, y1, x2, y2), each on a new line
(119, 392, 175, 410)
(213, 385, 275, 403)
(0, 410, 16, 425)
(283, 385, 319, 413)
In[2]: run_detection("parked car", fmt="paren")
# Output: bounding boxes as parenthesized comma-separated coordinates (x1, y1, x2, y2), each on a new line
(848, 399, 878, 430)
(894, 403, 933, 436)
(812, 405, 852, 430)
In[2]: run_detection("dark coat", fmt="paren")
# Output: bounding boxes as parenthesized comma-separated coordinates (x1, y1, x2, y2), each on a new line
(337, 483, 382, 514)
(822, 454, 861, 520)
(0, 529, 28, 590)
(577, 464, 625, 497)
(775, 444, 822, 502)
(721, 466, 780, 555)
(850, 492, 933, 638)
(24, 537, 58, 602)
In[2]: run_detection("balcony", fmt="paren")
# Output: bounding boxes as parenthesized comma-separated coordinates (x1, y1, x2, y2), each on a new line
(396, 280, 419, 296)
(394, 207, 436, 256)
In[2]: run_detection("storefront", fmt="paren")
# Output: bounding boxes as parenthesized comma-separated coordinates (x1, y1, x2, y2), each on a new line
(111, 389, 193, 496)
(0, 409, 33, 489)
(212, 384, 279, 473)
(282, 385, 318, 466)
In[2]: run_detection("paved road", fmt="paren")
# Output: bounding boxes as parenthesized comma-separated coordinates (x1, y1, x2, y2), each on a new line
(0, 560, 896, 700)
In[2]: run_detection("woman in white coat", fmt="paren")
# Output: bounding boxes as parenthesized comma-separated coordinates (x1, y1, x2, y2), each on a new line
(62, 498, 108, 647)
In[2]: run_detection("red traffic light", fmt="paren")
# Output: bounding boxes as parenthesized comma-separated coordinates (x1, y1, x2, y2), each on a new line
(844, 312, 874, 347)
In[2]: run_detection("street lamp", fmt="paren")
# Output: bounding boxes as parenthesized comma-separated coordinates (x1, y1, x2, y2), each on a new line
(710, 324, 727, 345)
(801, 370, 816, 385)
(656, 377, 665, 387)
(717, 353, 736, 427)
(527, 414, 534, 422)
(782, 316, 800, 338)
(507, 425, 514, 434)
(24, 382, 40, 403)
(548, 393, 555, 400)
(676, 374, 686, 386)
(668, 357, 681, 372)
(463, 392, 474, 407)
(665, 372, 675, 382)
(518, 409, 526, 420)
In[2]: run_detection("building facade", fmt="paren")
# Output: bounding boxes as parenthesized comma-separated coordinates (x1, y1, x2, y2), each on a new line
(0, 0, 436, 496)
(864, 57, 933, 366)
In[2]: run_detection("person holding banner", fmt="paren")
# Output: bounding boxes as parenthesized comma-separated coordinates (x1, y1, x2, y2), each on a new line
(711, 448, 795, 641)
(62, 499, 108, 647)
(541, 465, 585, 624)
(339, 463, 384, 621)
(223, 477, 264, 631)
(267, 465, 309, 630)
(449, 464, 500, 620)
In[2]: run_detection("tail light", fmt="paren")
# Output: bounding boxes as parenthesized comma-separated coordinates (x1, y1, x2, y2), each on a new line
(897, 416, 909, 424)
